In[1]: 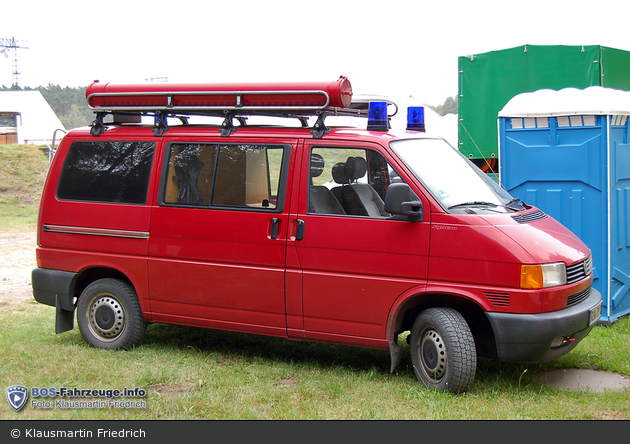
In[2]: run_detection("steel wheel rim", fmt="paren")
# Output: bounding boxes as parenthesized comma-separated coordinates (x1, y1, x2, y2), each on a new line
(419, 328, 447, 382)
(86, 294, 125, 342)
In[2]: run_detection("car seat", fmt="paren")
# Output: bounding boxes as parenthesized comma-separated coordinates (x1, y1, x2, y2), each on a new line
(331, 157, 389, 217)
(308, 153, 346, 215)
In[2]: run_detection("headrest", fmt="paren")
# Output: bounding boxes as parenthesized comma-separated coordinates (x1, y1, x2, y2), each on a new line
(332, 162, 350, 184)
(345, 157, 367, 181)
(310, 153, 325, 178)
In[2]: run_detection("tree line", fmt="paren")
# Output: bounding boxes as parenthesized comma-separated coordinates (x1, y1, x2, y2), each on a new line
(1, 84, 459, 130)
(1, 84, 94, 130)
(428, 96, 458, 116)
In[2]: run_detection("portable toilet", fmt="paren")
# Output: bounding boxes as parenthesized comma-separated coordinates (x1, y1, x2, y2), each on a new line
(498, 86, 630, 323)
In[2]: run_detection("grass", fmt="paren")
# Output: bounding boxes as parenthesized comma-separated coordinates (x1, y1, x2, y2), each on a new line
(0, 301, 628, 420)
(0, 144, 49, 231)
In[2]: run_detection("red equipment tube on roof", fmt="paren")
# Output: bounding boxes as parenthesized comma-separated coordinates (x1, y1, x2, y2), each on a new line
(86, 76, 353, 109)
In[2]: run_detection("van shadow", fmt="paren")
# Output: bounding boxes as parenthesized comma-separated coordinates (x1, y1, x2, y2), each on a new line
(473, 357, 548, 390)
(139, 324, 552, 389)
(141, 323, 401, 377)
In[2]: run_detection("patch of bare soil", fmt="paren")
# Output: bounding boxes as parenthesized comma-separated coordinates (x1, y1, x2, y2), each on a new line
(590, 410, 626, 420)
(149, 381, 197, 399)
(0, 231, 37, 305)
(272, 378, 299, 387)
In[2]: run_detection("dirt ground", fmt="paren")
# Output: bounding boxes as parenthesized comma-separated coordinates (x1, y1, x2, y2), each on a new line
(0, 231, 37, 305)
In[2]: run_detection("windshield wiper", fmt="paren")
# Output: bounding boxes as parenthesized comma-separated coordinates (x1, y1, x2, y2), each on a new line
(449, 199, 525, 213)
(506, 198, 526, 210)
(448, 201, 498, 210)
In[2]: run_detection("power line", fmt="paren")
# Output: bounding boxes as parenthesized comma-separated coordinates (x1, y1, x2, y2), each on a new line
(0, 37, 29, 89)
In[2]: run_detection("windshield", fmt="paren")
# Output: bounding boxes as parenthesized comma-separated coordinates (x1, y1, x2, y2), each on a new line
(390, 138, 522, 213)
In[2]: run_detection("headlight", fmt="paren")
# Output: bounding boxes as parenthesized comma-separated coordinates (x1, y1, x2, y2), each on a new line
(520, 262, 567, 289)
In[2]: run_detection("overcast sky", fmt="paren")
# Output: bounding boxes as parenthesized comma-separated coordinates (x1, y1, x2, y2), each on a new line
(2, 0, 629, 106)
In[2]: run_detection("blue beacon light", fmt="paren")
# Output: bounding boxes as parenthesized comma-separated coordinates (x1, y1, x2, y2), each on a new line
(407, 106, 425, 132)
(367, 101, 389, 131)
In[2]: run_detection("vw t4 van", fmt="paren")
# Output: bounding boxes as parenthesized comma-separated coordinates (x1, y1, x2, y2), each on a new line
(32, 77, 602, 393)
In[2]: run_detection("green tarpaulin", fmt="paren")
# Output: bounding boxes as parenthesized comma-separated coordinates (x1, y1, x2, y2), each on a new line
(458, 45, 630, 163)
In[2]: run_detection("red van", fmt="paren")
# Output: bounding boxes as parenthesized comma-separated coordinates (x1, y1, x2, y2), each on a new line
(32, 77, 602, 393)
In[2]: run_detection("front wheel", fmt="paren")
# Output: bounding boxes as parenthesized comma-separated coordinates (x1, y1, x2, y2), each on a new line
(410, 307, 477, 393)
(77, 278, 147, 350)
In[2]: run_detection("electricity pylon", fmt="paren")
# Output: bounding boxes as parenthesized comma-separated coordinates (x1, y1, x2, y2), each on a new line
(0, 37, 29, 89)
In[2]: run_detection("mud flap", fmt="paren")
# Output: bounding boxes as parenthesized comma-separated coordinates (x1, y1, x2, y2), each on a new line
(389, 341, 403, 373)
(55, 294, 75, 334)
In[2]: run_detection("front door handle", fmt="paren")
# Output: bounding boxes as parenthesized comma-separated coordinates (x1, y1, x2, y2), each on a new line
(270, 218, 280, 240)
(295, 219, 305, 241)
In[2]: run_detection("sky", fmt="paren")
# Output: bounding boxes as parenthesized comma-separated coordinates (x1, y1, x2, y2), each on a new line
(2, 0, 630, 107)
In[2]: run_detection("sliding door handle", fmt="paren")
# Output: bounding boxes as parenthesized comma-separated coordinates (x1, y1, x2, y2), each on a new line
(296, 219, 305, 241)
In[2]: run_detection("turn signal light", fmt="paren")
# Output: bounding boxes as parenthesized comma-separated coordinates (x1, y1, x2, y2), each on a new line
(520, 265, 543, 289)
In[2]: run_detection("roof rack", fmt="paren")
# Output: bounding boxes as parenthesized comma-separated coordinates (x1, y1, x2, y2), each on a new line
(85, 77, 397, 138)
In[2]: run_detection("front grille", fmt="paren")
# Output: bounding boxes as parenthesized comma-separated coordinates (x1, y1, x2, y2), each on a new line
(567, 287, 592, 308)
(566, 256, 592, 284)
(511, 210, 548, 224)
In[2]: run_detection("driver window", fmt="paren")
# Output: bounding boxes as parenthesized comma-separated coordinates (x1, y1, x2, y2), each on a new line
(308, 147, 404, 218)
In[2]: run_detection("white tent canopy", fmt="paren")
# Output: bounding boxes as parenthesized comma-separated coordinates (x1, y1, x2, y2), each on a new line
(499, 86, 630, 118)
(390, 96, 459, 148)
(0, 90, 66, 144)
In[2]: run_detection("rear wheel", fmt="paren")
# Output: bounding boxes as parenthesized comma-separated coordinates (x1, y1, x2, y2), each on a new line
(77, 278, 147, 350)
(410, 307, 477, 393)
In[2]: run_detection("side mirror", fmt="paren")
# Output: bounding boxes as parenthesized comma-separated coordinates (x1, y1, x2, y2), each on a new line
(384, 183, 423, 221)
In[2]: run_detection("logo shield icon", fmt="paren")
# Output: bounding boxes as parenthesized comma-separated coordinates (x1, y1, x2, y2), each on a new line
(6, 385, 28, 411)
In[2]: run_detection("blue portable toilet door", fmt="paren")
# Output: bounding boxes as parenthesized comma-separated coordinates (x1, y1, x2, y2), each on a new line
(499, 114, 608, 318)
(608, 116, 630, 320)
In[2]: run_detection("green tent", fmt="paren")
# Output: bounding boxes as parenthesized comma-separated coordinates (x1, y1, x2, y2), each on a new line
(458, 45, 630, 170)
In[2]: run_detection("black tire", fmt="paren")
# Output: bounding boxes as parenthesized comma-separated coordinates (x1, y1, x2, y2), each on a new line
(77, 278, 147, 350)
(410, 307, 477, 393)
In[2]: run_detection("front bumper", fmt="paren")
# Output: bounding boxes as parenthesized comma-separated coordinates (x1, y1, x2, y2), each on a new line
(486, 288, 603, 364)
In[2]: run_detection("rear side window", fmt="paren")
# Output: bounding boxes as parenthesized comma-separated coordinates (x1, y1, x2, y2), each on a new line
(162, 143, 287, 211)
(57, 141, 155, 204)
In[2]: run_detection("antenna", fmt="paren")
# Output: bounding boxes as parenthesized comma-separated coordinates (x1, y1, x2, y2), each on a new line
(0, 37, 29, 89)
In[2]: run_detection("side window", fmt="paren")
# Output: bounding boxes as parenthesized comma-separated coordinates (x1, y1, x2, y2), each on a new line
(163, 143, 286, 211)
(308, 147, 404, 218)
(164, 144, 216, 205)
(57, 141, 155, 204)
